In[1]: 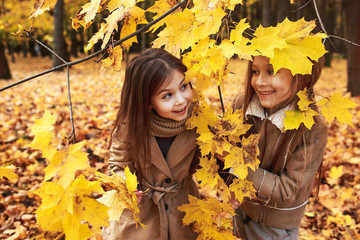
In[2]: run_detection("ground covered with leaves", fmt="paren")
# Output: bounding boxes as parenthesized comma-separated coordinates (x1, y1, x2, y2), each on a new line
(0, 54, 359, 239)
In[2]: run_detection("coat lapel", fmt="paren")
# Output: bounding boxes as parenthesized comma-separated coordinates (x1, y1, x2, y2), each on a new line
(166, 130, 197, 168)
(150, 136, 173, 178)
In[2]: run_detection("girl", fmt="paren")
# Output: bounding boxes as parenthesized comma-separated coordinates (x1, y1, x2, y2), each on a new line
(102, 48, 199, 240)
(233, 55, 328, 239)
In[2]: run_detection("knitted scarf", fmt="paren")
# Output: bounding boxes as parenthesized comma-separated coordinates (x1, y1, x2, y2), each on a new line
(150, 102, 195, 137)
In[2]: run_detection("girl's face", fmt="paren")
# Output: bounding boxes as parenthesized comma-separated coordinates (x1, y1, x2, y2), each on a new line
(251, 56, 293, 113)
(150, 70, 193, 121)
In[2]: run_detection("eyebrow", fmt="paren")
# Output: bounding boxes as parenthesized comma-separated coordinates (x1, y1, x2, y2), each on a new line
(156, 78, 185, 95)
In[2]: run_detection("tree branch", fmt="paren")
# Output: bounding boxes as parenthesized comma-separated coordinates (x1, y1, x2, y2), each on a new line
(0, 0, 187, 92)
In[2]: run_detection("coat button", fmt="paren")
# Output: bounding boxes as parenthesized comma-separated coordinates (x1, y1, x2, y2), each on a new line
(165, 178, 171, 183)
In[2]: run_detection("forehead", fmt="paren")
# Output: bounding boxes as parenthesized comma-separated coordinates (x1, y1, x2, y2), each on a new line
(159, 70, 184, 87)
(252, 56, 271, 66)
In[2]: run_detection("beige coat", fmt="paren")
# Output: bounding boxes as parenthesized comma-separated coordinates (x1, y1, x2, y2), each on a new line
(233, 95, 328, 229)
(102, 127, 199, 240)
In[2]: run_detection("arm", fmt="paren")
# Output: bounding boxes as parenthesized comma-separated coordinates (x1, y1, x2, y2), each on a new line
(247, 123, 328, 205)
(107, 136, 134, 178)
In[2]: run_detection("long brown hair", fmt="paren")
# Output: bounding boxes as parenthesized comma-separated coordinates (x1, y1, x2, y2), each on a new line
(111, 48, 187, 181)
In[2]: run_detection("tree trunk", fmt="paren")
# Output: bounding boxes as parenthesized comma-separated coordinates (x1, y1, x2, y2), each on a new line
(277, 0, 290, 24)
(343, 0, 360, 96)
(52, 0, 69, 68)
(0, 43, 11, 80)
(262, 0, 272, 27)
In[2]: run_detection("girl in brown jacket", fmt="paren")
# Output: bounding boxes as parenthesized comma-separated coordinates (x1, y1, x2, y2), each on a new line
(102, 48, 199, 240)
(233, 55, 328, 239)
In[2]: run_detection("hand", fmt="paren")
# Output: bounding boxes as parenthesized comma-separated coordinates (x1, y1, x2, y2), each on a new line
(135, 190, 143, 204)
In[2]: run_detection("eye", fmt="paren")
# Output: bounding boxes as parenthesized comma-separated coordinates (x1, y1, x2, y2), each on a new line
(180, 83, 188, 90)
(162, 93, 172, 99)
(251, 69, 260, 75)
(268, 69, 274, 75)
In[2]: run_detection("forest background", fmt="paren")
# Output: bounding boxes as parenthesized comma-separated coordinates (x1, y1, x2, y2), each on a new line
(0, 0, 360, 239)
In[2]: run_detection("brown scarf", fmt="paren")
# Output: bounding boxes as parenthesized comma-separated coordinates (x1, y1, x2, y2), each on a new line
(150, 102, 195, 137)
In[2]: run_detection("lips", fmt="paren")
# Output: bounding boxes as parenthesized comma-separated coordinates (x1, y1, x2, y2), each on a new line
(257, 90, 274, 97)
(173, 106, 187, 114)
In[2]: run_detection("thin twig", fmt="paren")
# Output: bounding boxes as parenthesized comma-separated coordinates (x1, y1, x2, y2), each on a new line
(0, 0, 187, 92)
(311, 0, 336, 48)
(26, 31, 66, 64)
(291, 0, 311, 13)
(328, 35, 360, 47)
(66, 65, 76, 143)
(218, 85, 225, 116)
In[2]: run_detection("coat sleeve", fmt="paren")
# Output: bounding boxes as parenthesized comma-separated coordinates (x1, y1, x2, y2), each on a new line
(246, 122, 328, 205)
(107, 136, 134, 178)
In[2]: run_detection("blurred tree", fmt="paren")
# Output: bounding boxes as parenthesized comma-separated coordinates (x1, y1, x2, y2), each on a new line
(53, 0, 69, 68)
(0, 42, 11, 79)
(343, 0, 360, 96)
(262, 0, 272, 27)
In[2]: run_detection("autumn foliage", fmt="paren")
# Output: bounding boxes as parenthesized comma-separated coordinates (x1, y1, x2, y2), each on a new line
(1, 0, 360, 239)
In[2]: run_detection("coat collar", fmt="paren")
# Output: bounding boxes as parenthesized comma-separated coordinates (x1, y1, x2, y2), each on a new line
(246, 95, 295, 132)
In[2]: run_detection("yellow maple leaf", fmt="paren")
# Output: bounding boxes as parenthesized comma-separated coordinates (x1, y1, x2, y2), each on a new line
(296, 88, 315, 111)
(101, 45, 123, 72)
(29, 110, 56, 135)
(96, 168, 144, 227)
(194, 156, 222, 190)
(251, 18, 327, 75)
(62, 175, 109, 237)
(186, 101, 218, 133)
(119, 7, 148, 49)
(27, 131, 57, 160)
(229, 178, 256, 203)
(178, 196, 235, 238)
(34, 176, 109, 238)
(317, 92, 358, 126)
(29, 0, 57, 19)
(32, 182, 66, 232)
(44, 141, 90, 188)
(218, 19, 253, 60)
(148, 0, 179, 32)
(284, 108, 319, 130)
(284, 89, 320, 130)
(191, 7, 226, 40)
(0, 165, 18, 182)
(154, 8, 196, 51)
(224, 134, 260, 179)
(72, 0, 101, 31)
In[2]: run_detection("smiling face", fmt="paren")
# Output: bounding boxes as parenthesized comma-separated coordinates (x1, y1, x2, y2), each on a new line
(251, 56, 294, 113)
(150, 70, 193, 121)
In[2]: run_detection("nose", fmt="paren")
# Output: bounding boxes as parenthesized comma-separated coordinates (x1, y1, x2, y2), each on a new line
(175, 92, 186, 105)
(255, 73, 268, 86)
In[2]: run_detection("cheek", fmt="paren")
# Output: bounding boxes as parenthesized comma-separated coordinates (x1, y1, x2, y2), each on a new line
(187, 89, 194, 100)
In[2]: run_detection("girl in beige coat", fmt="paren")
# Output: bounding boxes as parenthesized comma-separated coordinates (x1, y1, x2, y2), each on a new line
(102, 48, 199, 240)
(233, 56, 328, 240)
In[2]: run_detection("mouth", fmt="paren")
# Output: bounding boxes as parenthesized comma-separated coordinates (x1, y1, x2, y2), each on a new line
(257, 91, 274, 97)
(173, 106, 187, 115)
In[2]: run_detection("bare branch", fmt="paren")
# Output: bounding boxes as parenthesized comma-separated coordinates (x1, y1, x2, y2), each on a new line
(328, 35, 360, 47)
(26, 31, 66, 64)
(66, 65, 76, 143)
(0, 0, 187, 92)
(291, 0, 311, 13)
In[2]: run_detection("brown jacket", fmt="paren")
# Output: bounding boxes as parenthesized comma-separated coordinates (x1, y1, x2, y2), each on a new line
(233, 95, 328, 229)
(102, 126, 199, 240)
